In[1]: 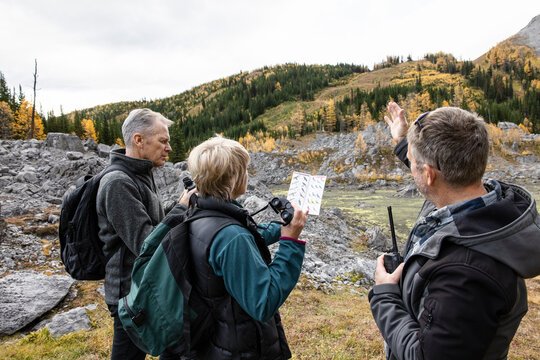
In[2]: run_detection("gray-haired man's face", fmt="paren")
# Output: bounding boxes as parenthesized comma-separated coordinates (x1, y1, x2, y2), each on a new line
(139, 120, 172, 167)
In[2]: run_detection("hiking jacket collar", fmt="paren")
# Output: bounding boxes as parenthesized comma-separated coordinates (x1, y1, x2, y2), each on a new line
(409, 181, 540, 278)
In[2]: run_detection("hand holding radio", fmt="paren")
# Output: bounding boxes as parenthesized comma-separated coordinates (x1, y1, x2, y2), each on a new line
(375, 206, 405, 285)
(383, 206, 403, 273)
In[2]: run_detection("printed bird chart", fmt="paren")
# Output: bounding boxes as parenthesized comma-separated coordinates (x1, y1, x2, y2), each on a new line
(287, 171, 327, 215)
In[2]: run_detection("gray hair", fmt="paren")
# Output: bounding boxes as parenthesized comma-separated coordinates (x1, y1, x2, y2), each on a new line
(407, 107, 489, 187)
(122, 109, 173, 148)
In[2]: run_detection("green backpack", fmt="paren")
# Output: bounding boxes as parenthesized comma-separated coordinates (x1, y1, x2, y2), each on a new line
(118, 209, 238, 357)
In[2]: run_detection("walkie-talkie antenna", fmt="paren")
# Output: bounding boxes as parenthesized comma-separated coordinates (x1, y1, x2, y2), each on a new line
(387, 206, 398, 252)
(384, 206, 403, 273)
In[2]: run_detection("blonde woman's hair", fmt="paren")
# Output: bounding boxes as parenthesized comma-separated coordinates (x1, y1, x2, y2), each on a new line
(187, 135, 250, 200)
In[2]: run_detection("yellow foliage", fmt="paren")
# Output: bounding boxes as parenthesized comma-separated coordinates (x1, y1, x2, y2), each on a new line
(355, 134, 367, 151)
(290, 110, 305, 137)
(12, 98, 45, 140)
(239, 131, 277, 152)
(486, 124, 524, 156)
(483, 40, 538, 74)
(81, 118, 97, 141)
(358, 103, 375, 130)
(402, 92, 433, 121)
(486, 124, 505, 146)
(295, 150, 328, 165)
(521, 118, 532, 134)
(505, 129, 524, 143)
(324, 99, 337, 132)
(116, 138, 125, 147)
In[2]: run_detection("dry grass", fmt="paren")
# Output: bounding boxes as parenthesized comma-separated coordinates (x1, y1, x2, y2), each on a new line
(282, 286, 385, 359)
(1, 276, 537, 359)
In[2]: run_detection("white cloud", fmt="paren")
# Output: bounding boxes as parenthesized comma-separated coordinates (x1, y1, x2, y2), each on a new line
(1, 0, 539, 115)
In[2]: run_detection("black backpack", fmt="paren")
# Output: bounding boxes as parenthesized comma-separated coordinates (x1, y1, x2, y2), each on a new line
(59, 164, 148, 280)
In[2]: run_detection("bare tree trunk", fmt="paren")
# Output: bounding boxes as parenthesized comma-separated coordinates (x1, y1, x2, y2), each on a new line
(29, 59, 37, 139)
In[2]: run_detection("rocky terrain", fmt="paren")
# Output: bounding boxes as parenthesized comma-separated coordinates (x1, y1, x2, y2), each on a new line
(0, 124, 538, 339)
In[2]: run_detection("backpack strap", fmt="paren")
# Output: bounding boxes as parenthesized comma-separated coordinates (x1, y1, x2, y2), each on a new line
(101, 163, 152, 220)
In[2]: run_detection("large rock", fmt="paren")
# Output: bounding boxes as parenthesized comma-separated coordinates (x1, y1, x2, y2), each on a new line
(83, 138, 98, 151)
(44, 307, 92, 337)
(497, 122, 524, 133)
(45, 133, 85, 152)
(365, 226, 392, 251)
(394, 184, 421, 198)
(96, 143, 111, 158)
(0, 271, 75, 335)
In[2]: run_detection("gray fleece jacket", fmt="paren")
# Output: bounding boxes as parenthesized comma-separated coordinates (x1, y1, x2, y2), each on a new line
(96, 148, 183, 306)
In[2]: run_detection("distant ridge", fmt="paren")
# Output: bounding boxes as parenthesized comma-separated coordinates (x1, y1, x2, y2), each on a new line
(514, 14, 540, 55)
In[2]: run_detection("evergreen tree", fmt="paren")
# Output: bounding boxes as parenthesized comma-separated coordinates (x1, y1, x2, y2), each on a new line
(58, 107, 70, 134)
(0, 72, 11, 106)
(73, 111, 83, 137)
(168, 122, 186, 163)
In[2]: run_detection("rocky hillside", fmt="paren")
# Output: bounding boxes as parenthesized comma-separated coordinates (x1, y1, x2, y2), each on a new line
(514, 14, 540, 55)
(1, 122, 539, 338)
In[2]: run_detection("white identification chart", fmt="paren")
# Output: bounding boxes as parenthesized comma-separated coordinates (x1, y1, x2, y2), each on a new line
(287, 171, 327, 215)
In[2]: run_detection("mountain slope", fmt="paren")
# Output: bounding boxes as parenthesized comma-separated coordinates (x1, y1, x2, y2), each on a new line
(514, 14, 540, 55)
(50, 16, 540, 160)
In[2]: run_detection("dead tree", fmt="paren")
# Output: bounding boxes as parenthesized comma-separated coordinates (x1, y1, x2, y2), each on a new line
(29, 59, 37, 139)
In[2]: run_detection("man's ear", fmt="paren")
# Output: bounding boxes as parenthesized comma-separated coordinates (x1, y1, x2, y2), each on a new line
(133, 133, 144, 147)
(424, 164, 437, 186)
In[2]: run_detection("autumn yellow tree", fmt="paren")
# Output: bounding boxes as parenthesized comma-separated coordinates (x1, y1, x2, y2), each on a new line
(359, 102, 373, 130)
(12, 98, 45, 140)
(81, 118, 97, 141)
(324, 99, 337, 132)
(290, 110, 304, 137)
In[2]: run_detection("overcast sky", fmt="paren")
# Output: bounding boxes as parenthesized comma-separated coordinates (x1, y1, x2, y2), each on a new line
(1, 0, 539, 116)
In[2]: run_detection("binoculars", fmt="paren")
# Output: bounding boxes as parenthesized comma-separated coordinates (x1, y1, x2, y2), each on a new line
(269, 197, 294, 226)
(182, 176, 196, 191)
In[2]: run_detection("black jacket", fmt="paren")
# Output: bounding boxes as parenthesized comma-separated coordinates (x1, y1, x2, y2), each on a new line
(189, 197, 291, 360)
(369, 139, 540, 360)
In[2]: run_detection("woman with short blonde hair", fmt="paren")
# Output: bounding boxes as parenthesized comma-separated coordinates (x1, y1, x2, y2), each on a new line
(188, 135, 250, 201)
(179, 135, 308, 359)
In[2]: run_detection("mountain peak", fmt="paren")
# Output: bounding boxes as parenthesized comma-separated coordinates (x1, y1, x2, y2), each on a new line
(514, 14, 540, 55)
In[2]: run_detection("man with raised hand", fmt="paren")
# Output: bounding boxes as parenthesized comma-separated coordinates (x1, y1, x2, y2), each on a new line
(369, 102, 540, 359)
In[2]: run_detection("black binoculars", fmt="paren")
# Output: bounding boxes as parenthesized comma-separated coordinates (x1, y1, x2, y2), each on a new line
(269, 197, 294, 226)
(182, 176, 196, 191)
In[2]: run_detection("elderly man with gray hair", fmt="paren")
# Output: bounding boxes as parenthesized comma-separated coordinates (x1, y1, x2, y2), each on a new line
(97, 108, 193, 360)
(369, 102, 540, 360)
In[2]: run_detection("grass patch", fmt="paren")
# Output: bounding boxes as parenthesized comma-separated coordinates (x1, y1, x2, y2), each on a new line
(0, 278, 538, 359)
(281, 286, 385, 359)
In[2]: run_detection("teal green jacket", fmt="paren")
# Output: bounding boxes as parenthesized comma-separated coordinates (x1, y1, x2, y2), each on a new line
(208, 222, 305, 322)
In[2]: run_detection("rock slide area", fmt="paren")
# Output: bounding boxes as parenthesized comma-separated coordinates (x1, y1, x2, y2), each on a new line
(0, 124, 538, 338)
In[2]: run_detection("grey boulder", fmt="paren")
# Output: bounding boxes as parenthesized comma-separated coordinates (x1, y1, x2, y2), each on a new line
(0, 271, 75, 335)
